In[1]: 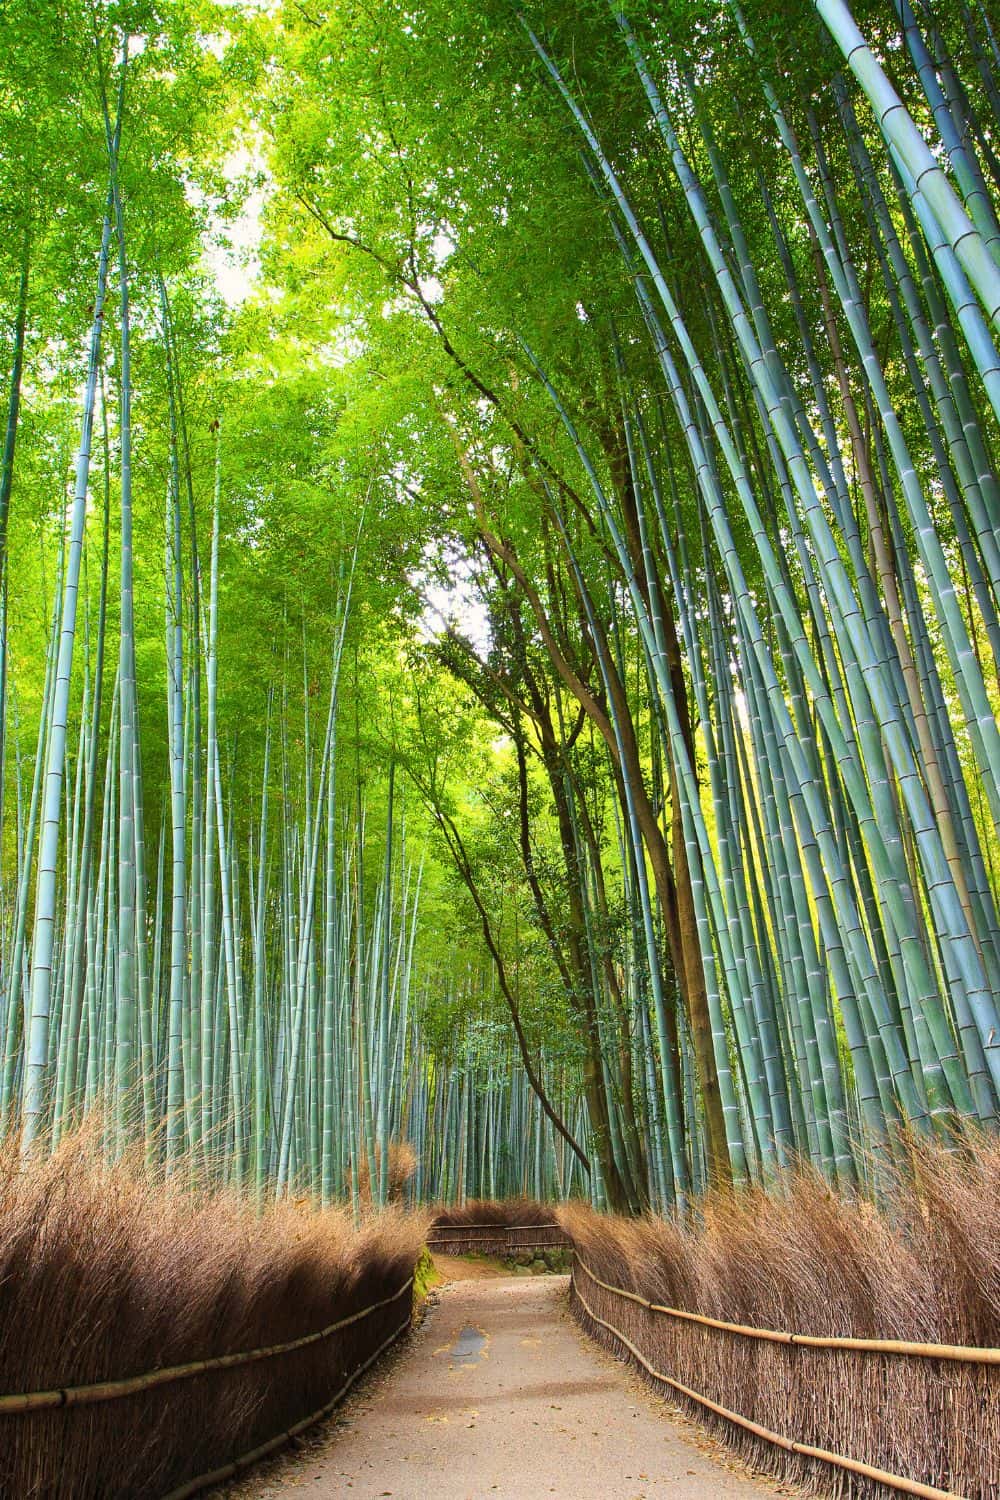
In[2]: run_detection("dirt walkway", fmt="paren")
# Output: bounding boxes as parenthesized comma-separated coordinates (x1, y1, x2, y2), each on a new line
(229, 1268, 790, 1500)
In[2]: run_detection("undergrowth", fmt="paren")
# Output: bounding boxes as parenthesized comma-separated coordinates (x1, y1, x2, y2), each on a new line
(0, 1129, 427, 1499)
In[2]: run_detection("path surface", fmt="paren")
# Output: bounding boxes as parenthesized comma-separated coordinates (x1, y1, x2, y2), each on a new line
(229, 1267, 789, 1500)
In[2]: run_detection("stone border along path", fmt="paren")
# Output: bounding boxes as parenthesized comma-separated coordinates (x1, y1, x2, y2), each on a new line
(217, 1264, 802, 1500)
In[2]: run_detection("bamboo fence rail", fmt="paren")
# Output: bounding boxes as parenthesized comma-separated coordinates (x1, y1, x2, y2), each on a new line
(571, 1257, 996, 1499)
(0, 1276, 414, 1415)
(425, 1222, 572, 1255)
(573, 1257, 1000, 1364)
(427, 1222, 564, 1231)
(572, 1275, 962, 1500)
(159, 1311, 413, 1500)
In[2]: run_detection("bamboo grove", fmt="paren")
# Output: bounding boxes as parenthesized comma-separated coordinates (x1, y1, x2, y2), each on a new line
(1, 0, 999, 1215)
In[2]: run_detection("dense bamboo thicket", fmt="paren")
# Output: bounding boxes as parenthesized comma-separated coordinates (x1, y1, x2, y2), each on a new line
(562, 1136, 1000, 1498)
(3, 0, 1000, 1230)
(500, 0, 1000, 1207)
(0, 1131, 424, 1499)
(0, 14, 615, 1207)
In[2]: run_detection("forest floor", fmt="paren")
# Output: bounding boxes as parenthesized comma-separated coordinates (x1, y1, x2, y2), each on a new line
(216, 1258, 801, 1500)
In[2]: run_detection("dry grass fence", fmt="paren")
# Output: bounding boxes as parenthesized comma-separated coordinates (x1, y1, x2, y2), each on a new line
(559, 1138, 1000, 1500)
(0, 1132, 426, 1499)
(426, 1198, 570, 1257)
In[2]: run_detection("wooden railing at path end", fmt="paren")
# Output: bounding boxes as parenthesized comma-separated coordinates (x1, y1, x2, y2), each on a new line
(425, 1219, 572, 1258)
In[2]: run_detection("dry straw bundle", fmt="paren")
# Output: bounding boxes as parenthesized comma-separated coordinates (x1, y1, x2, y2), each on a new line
(348, 1140, 419, 1205)
(561, 1137, 1000, 1499)
(0, 1131, 426, 1498)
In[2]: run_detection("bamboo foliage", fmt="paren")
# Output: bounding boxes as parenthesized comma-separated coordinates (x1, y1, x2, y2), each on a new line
(3, 0, 1000, 1217)
(501, 0, 1000, 1191)
(0, 167, 442, 1202)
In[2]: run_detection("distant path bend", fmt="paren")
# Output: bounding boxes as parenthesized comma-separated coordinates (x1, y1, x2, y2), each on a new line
(234, 1268, 788, 1500)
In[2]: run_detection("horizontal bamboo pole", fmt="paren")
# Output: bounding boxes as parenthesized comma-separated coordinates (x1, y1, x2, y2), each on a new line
(160, 1311, 413, 1500)
(575, 1257, 1000, 1364)
(429, 1242, 569, 1249)
(430, 1241, 570, 1256)
(0, 1277, 414, 1415)
(427, 1223, 563, 1233)
(572, 1277, 965, 1500)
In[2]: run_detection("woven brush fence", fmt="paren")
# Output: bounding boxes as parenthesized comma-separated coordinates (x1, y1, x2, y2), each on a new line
(560, 1152, 1000, 1500)
(427, 1199, 572, 1257)
(0, 1139, 426, 1499)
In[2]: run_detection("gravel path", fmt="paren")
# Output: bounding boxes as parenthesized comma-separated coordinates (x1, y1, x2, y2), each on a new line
(230, 1268, 792, 1500)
